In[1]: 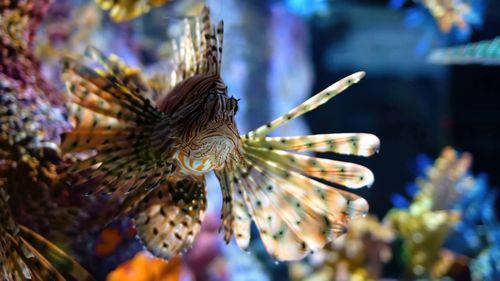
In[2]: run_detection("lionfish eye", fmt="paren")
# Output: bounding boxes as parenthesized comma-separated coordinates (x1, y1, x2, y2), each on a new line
(206, 92, 217, 99)
(204, 92, 218, 105)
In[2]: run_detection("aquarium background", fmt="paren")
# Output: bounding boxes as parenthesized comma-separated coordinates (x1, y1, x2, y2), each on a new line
(302, 0, 500, 217)
(4, 0, 500, 280)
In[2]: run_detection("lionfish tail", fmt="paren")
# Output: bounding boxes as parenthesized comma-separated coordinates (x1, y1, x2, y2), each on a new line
(217, 72, 379, 261)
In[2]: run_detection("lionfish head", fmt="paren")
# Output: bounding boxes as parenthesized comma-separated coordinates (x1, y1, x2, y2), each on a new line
(160, 74, 242, 175)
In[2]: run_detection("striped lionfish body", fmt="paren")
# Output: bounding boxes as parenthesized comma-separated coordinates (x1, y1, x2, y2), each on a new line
(61, 7, 380, 261)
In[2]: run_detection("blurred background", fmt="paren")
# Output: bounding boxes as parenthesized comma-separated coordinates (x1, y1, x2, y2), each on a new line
(31, 0, 500, 280)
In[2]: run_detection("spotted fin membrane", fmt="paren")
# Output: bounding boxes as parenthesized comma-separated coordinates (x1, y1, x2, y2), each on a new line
(133, 174, 206, 259)
(149, 6, 224, 104)
(216, 72, 380, 261)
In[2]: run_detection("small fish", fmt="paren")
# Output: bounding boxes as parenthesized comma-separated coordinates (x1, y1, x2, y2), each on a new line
(95, 0, 171, 22)
(61, 7, 380, 261)
(419, 0, 475, 32)
(428, 37, 500, 65)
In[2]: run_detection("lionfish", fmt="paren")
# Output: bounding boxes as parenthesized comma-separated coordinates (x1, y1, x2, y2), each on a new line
(0, 0, 93, 279)
(61, 7, 379, 261)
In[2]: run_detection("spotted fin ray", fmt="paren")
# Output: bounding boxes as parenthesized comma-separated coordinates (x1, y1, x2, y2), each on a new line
(1, 189, 94, 281)
(246, 133, 379, 157)
(149, 6, 223, 103)
(61, 48, 177, 197)
(247, 72, 367, 139)
(216, 169, 252, 250)
(1, 228, 64, 281)
(216, 72, 378, 261)
(17, 225, 95, 281)
(85, 47, 151, 96)
(244, 145, 374, 189)
(133, 175, 206, 259)
(217, 157, 369, 261)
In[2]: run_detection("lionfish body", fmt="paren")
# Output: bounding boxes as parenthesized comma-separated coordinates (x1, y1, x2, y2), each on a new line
(157, 74, 241, 175)
(62, 7, 380, 261)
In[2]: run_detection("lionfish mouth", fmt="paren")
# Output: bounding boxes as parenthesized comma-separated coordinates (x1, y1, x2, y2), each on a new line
(174, 136, 235, 175)
(174, 149, 215, 175)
